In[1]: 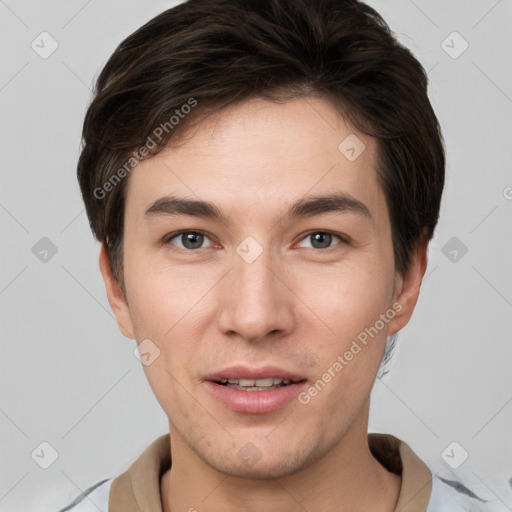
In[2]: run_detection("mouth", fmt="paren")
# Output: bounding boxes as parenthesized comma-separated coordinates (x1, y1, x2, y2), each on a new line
(204, 366, 308, 413)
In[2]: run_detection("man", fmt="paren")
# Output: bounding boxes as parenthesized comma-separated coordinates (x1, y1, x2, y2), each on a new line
(60, 0, 500, 510)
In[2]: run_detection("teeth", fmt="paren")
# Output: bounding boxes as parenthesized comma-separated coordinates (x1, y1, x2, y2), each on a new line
(221, 378, 294, 387)
(256, 378, 274, 386)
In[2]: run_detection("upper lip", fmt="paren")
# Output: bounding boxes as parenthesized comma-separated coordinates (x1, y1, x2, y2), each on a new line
(205, 365, 306, 382)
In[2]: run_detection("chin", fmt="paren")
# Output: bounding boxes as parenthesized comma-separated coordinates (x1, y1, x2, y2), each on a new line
(197, 437, 323, 480)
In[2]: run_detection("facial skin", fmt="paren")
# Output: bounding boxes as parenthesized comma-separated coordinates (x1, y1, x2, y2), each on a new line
(100, 96, 427, 511)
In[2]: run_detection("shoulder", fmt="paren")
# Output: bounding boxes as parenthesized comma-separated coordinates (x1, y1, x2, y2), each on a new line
(369, 433, 511, 511)
(427, 469, 511, 511)
(56, 478, 113, 511)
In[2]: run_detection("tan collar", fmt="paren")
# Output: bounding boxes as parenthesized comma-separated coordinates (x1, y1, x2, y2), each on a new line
(109, 432, 432, 511)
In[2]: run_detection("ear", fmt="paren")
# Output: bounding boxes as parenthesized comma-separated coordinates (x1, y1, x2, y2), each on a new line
(387, 235, 429, 335)
(98, 242, 135, 339)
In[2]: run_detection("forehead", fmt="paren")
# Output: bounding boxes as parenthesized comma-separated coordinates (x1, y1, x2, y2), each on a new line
(124, 96, 387, 226)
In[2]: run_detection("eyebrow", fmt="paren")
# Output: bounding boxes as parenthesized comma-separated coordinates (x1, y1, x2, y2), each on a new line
(144, 192, 372, 223)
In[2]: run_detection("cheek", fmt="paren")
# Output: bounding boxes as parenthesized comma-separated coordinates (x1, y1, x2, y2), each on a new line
(299, 268, 395, 412)
(295, 257, 396, 341)
(123, 258, 212, 411)
(122, 252, 222, 401)
(123, 246, 214, 339)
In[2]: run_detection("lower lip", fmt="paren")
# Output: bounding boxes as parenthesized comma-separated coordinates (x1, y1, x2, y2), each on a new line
(204, 381, 307, 414)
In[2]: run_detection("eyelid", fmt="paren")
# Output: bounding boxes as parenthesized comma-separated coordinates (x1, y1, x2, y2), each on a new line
(164, 230, 216, 249)
(294, 230, 350, 250)
(163, 229, 350, 252)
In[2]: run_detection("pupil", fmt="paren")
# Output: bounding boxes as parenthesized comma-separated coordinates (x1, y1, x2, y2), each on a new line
(183, 232, 203, 249)
(311, 232, 331, 249)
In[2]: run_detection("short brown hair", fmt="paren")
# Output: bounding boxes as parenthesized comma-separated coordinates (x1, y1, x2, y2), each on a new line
(77, 0, 445, 284)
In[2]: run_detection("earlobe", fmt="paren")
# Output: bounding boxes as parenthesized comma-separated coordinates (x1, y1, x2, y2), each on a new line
(98, 242, 135, 339)
(387, 236, 429, 335)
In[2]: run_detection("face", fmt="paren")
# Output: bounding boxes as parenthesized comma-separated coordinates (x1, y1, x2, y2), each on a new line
(101, 96, 425, 478)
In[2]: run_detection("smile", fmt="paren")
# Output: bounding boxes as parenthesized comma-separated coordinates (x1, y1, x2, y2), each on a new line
(217, 377, 297, 391)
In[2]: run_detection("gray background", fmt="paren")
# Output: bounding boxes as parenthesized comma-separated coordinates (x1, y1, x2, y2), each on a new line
(1, 0, 511, 510)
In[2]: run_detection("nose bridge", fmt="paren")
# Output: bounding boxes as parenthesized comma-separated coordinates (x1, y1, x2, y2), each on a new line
(235, 248, 274, 305)
(217, 239, 293, 340)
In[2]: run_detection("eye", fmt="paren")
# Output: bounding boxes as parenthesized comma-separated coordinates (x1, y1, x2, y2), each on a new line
(297, 231, 346, 250)
(165, 231, 214, 250)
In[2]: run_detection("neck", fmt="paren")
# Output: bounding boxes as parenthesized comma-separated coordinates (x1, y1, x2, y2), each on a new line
(161, 410, 401, 512)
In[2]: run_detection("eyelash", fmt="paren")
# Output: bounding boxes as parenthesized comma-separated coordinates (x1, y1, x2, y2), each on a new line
(163, 230, 349, 252)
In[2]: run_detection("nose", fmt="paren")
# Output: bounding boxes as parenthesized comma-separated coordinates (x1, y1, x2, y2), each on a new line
(217, 245, 296, 343)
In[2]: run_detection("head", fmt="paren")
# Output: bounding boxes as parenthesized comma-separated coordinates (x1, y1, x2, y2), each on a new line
(78, 0, 444, 478)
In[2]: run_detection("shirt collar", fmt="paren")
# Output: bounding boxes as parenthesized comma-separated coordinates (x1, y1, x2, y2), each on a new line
(109, 432, 432, 511)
